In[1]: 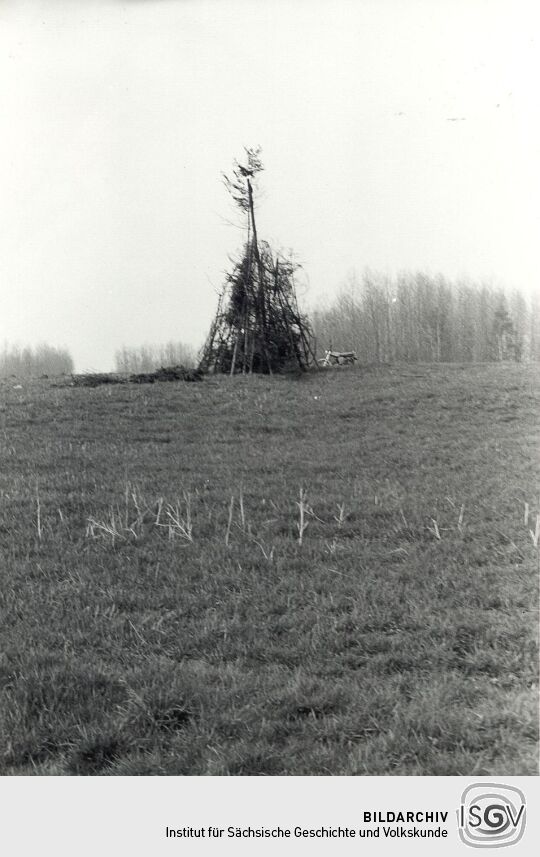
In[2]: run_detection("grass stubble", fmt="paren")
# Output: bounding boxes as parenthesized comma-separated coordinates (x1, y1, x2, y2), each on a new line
(0, 362, 538, 775)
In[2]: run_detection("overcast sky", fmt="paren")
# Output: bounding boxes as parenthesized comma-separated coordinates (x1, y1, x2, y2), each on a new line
(1, 0, 538, 371)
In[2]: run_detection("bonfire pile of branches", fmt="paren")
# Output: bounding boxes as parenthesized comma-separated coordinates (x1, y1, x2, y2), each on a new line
(200, 240, 315, 374)
(199, 148, 317, 375)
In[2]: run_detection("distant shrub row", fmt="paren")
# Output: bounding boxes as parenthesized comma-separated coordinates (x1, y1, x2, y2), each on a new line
(114, 341, 196, 374)
(0, 344, 74, 377)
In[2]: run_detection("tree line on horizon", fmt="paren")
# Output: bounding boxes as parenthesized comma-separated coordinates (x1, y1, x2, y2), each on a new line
(311, 271, 539, 364)
(2, 274, 537, 378)
(0, 343, 73, 377)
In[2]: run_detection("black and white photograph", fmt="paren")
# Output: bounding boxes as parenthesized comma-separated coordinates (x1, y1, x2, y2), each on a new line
(0, 0, 538, 851)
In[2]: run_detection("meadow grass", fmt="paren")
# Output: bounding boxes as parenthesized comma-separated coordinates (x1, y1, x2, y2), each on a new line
(0, 362, 538, 775)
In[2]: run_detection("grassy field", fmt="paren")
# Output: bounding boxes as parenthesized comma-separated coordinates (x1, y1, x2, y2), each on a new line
(0, 362, 538, 776)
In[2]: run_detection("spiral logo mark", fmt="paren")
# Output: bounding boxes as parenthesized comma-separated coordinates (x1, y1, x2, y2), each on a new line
(480, 801, 513, 835)
(458, 783, 526, 848)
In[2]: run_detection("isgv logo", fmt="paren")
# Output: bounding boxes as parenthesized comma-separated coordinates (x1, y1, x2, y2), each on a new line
(458, 783, 526, 848)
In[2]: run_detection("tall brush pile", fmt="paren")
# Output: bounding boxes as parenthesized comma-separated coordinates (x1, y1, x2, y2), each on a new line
(199, 147, 317, 375)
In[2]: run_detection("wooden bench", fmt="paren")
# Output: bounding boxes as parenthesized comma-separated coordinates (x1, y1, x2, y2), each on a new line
(319, 350, 358, 366)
